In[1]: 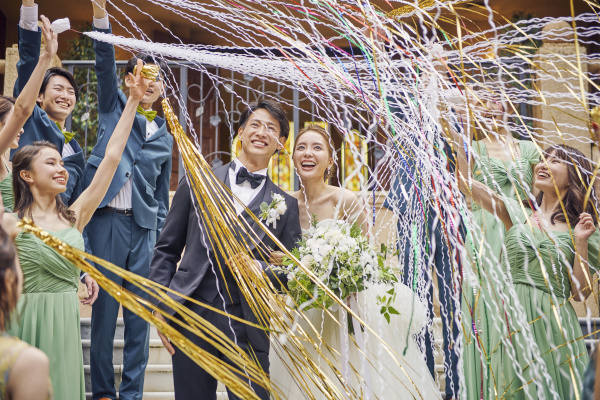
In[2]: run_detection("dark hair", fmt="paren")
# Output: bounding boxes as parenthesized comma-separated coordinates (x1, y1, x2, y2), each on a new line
(295, 124, 336, 181)
(124, 53, 168, 79)
(0, 226, 19, 332)
(239, 99, 290, 141)
(0, 96, 16, 124)
(39, 67, 79, 101)
(534, 144, 597, 226)
(12, 141, 76, 225)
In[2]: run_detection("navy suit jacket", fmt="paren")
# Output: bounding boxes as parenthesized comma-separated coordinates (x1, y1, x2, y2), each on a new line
(84, 25, 173, 232)
(150, 162, 301, 352)
(12, 26, 85, 205)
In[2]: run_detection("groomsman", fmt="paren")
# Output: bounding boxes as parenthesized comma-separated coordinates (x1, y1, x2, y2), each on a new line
(150, 100, 301, 400)
(86, 2, 173, 400)
(14, 0, 85, 204)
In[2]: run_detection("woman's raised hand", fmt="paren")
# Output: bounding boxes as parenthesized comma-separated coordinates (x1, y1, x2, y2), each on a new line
(126, 59, 151, 102)
(574, 212, 596, 241)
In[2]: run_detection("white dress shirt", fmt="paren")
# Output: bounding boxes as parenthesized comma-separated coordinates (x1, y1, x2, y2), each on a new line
(108, 119, 159, 209)
(20, 5, 38, 31)
(228, 159, 268, 216)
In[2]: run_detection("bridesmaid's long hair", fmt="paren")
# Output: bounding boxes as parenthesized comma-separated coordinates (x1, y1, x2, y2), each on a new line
(0, 227, 19, 332)
(12, 141, 76, 224)
(535, 144, 597, 226)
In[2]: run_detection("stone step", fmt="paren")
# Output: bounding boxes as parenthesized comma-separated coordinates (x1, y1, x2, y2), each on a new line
(81, 338, 173, 365)
(84, 392, 231, 400)
(83, 364, 175, 393)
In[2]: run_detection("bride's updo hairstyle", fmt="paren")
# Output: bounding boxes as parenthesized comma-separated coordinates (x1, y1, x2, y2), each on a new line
(12, 140, 76, 224)
(294, 124, 336, 181)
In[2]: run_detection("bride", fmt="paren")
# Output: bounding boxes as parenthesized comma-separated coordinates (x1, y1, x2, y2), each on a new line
(269, 124, 441, 399)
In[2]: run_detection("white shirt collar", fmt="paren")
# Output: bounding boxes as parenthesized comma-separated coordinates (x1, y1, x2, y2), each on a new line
(232, 158, 268, 176)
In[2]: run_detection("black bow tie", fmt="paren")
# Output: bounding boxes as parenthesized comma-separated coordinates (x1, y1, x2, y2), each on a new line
(236, 167, 265, 189)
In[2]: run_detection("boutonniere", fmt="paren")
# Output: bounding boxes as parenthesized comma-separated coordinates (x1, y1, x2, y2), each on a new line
(260, 192, 287, 229)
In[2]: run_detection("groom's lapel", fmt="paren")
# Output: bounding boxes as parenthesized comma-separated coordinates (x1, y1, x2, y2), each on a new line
(244, 178, 277, 247)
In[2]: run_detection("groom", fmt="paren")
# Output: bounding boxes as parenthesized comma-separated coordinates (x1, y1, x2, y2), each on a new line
(150, 99, 301, 400)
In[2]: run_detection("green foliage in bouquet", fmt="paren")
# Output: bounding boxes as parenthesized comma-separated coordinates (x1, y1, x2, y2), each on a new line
(280, 219, 399, 324)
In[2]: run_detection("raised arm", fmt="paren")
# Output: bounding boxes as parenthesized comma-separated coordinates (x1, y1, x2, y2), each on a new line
(14, 1, 41, 97)
(70, 60, 150, 231)
(571, 213, 596, 301)
(454, 108, 513, 231)
(92, 0, 119, 113)
(0, 16, 56, 156)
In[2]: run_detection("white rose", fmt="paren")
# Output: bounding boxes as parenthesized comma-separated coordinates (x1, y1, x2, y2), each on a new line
(275, 202, 287, 214)
(300, 255, 314, 265)
(269, 209, 280, 219)
(272, 193, 284, 202)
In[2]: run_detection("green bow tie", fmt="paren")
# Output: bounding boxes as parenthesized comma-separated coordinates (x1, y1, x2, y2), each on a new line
(54, 121, 74, 144)
(137, 106, 157, 123)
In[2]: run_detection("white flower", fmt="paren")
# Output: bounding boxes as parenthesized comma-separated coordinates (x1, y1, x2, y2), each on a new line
(259, 192, 287, 228)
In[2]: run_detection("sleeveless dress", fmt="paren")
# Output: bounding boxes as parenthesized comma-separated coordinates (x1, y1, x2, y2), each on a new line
(490, 200, 600, 399)
(0, 170, 14, 211)
(461, 140, 539, 400)
(0, 335, 52, 399)
(8, 226, 85, 400)
(269, 220, 441, 399)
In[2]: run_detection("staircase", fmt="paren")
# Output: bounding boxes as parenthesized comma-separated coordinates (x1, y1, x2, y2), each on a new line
(80, 318, 229, 399)
(80, 317, 600, 399)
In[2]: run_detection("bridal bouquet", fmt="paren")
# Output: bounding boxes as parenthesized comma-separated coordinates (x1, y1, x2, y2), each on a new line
(280, 219, 398, 318)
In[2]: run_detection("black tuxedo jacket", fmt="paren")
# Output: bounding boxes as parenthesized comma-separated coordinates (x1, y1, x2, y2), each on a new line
(150, 161, 301, 352)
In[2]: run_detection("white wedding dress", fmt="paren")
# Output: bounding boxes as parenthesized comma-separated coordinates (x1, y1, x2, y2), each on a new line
(269, 220, 441, 400)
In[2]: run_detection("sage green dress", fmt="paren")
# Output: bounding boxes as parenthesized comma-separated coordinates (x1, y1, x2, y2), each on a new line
(8, 227, 85, 400)
(461, 140, 540, 400)
(492, 200, 600, 399)
(0, 174, 13, 211)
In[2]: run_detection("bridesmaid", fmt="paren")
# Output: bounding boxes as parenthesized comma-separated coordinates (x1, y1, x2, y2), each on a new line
(0, 19, 59, 210)
(3, 31, 152, 400)
(460, 89, 540, 399)
(0, 219, 52, 400)
(456, 114, 600, 399)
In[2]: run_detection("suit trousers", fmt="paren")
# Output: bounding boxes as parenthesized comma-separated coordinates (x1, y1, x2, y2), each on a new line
(398, 214, 461, 398)
(88, 211, 155, 400)
(171, 292, 270, 400)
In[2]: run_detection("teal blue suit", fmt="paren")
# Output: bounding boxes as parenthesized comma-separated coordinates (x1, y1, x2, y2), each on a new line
(86, 24, 173, 400)
(12, 26, 85, 205)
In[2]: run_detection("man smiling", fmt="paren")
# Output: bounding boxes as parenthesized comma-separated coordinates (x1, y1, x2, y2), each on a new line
(150, 100, 301, 400)
(13, 0, 85, 204)
(86, 2, 174, 400)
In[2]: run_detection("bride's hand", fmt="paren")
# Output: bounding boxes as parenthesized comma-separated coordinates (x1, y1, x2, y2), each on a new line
(268, 251, 286, 266)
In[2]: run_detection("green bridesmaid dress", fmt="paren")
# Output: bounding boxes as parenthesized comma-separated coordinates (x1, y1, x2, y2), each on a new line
(492, 200, 600, 399)
(8, 226, 85, 400)
(462, 140, 540, 400)
(0, 172, 14, 211)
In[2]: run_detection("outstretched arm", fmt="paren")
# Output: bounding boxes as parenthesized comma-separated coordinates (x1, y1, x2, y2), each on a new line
(14, 1, 41, 97)
(91, 0, 119, 113)
(454, 108, 513, 231)
(70, 60, 150, 231)
(0, 16, 56, 156)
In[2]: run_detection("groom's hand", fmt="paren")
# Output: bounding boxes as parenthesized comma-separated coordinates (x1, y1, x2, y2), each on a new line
(268, 251, 286, 266)
(153, 311, 176, 356)
(227, 253, 262, 273)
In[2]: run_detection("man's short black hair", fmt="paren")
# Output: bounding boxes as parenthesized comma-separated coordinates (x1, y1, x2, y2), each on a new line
(40, 67, 79, 101)
(239, 99, 289, 141)
(124, 52, 168, 80)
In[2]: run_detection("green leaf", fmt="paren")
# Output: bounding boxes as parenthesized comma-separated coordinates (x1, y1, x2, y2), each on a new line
(260, 202, 269, 212)
(386, 289, 395, 295)
(384, 313, 390, 324)
(388, 307, 400, 315)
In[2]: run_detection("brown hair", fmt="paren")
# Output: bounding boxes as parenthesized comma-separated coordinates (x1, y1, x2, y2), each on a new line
(0, 227, 19, 332)
(295, 124, 336, 181)
(0, 96, 16, 124)
(12, 141, 76, 224)
(534, 144, 597, 226)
